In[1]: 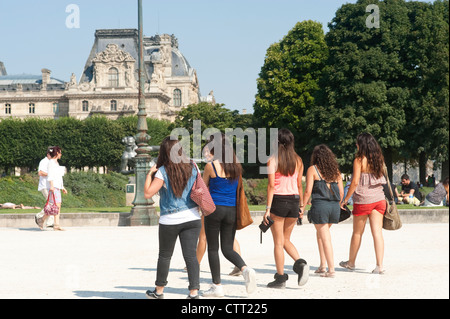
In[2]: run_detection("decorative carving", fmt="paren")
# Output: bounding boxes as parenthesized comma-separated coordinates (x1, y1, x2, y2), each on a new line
(79, 82, 90, 91)
(92, 44, 135, 63)
(68, 73, 77, 88)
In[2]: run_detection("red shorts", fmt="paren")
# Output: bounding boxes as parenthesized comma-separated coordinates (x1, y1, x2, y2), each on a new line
(352, 200, 386, 216)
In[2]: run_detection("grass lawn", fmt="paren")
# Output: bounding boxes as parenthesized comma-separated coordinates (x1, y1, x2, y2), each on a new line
(1, 204, 448, 215)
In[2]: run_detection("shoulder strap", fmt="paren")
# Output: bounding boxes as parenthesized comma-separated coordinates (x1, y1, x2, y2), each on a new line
(313, 165, 323, 181)
(383, 164, 394, 198)
(211, 161, 220, 177)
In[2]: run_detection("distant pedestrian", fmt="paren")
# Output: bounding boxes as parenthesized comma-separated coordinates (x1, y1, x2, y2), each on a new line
(340, 133, 387, 274)
(264, 128, 308, 288)
(36, 147, 54, 228)
(39, 146, 67, 231)
(302, 145, 344, 278)
(201, 133, 256, 297)
(144, 136, 201, 299)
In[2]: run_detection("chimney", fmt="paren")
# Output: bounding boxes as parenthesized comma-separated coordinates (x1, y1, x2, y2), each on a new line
(41, 68, 51, 88)
(0, 62, 6, 76)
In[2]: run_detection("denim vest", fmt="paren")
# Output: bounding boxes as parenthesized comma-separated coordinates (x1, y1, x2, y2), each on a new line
(158, 165, 198, 216)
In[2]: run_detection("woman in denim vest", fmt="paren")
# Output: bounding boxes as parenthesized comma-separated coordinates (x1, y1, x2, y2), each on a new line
(144, 136, 201, 299)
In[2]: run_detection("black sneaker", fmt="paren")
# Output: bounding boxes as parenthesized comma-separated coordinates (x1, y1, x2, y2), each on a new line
(267, 273, 288, 289)
(293, 259, 309, 286)
(186, 294, 200, 299)
(146, 289, 164, 299)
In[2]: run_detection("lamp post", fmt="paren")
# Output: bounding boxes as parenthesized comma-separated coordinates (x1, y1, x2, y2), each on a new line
(127, 0, 158, 226)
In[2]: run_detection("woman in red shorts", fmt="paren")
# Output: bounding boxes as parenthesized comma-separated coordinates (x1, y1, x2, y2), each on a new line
(340, 133, 387, 274)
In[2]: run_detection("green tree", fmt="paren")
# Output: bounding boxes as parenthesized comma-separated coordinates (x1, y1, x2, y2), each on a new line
(253, 20, 328, 154)
(171, 102, 239, 134)
(402, 0, 449, 182)
(171, 102, 261, 176)
(306, 0, 413, 177)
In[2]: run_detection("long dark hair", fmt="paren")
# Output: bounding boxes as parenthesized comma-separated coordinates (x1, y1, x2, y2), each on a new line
(277, 128, 301, 176)
(207, 132, 242, 180)
(156, 136, 193, 197)
(355, 132, 384, 178)
(310, 144, 340, 182)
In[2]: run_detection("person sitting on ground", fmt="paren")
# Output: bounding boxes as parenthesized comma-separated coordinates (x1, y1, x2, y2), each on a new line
(0, 203, 41, 209)
(422, 177, 449, 207)
(398, 174, 422, 205)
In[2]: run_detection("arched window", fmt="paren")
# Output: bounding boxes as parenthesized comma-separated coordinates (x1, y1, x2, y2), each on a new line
(108, 67, 119, 87)
(110, 100, 117, 111)
(173, 89, 182, 107)
(82, 100, 89, 112)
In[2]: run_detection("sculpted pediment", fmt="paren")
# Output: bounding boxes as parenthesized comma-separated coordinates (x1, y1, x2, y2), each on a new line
(92, 44, 136, 63)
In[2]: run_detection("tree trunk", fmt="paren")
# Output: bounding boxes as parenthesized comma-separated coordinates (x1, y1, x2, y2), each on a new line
(419, 152, 427, 185)
(384, 148, 393, 182)
(442, 159, 449, 181)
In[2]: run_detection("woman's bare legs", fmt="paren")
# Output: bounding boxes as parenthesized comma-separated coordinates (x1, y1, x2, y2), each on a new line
(346, 211, 384, 272)
(368, 210, 384, 273)
(270, 214, 300, 275)
(315, 223, 334, 274)
(348, 214, 368, 268)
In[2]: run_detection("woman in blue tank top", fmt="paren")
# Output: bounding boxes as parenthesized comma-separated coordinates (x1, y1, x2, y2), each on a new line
(201, 133, 256, 297)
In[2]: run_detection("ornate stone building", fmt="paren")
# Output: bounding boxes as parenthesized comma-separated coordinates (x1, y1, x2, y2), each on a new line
(0, 29, 204, 121)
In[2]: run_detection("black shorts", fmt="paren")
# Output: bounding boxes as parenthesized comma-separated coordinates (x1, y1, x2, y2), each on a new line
(270, 195, 300, 219)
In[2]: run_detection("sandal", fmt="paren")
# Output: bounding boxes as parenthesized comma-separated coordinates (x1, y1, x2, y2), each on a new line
(372, 266, 385, 274)
(339, 261, 355, 271)
(53, 225, 65, 231)
(320, 271, 335, 278)
(314, 267, 326, 274)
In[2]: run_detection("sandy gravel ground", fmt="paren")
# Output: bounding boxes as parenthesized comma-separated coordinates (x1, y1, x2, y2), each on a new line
(0, 223, 448, 299)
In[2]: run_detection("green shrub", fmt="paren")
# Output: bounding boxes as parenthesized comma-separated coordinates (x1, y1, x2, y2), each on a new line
(0, 171, 129, 208)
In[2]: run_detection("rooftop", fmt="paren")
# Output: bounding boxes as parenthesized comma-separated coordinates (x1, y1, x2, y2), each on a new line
(0, 74, 65, 85)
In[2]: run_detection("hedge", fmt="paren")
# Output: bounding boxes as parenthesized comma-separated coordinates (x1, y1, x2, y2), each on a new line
(0, 116, 171, 173)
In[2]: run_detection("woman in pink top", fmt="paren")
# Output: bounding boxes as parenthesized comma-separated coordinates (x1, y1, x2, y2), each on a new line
(340, 133, 387, 274)
(263, 128, 308, 288)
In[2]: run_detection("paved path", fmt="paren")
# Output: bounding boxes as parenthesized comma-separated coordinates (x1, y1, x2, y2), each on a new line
(0, 223, 448, 299)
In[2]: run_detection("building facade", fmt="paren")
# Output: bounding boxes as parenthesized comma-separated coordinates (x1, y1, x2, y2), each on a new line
(0, 29, 204, 121)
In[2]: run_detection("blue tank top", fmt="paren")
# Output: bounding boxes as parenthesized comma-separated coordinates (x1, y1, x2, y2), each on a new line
(209, 162, 238, 206)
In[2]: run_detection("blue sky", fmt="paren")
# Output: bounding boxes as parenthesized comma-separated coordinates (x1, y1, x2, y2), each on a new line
(0, 0, 357, 113)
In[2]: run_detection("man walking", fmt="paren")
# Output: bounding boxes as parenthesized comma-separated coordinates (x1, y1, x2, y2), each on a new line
(35, 147, 54, 228)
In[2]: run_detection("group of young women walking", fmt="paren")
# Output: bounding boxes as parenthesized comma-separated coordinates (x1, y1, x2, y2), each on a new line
(143, 129, 390, 298)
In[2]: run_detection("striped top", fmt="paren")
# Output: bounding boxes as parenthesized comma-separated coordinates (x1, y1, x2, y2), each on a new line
(352, 173, 386, 204)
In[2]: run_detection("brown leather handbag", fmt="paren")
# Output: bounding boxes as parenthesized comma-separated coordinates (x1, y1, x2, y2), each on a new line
(236, 175, 253, 230)
(382, 165, 402, 231)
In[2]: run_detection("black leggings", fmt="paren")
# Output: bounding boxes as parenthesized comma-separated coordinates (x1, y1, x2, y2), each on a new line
(204, 205, 246, 284)
(156, 220, 201, 291)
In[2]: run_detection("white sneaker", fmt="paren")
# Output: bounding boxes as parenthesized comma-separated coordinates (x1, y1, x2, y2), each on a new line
(202, 284, 224, 298)
(242, 267, 256, 294)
